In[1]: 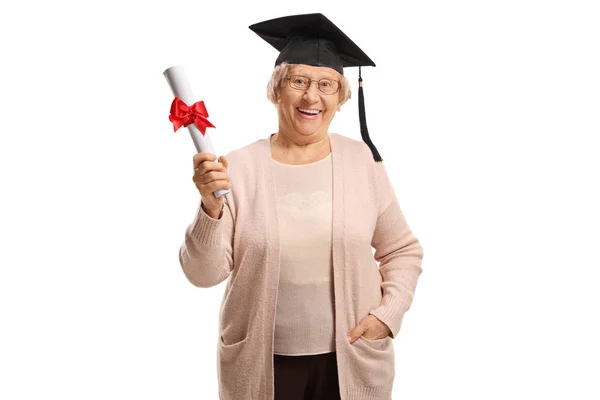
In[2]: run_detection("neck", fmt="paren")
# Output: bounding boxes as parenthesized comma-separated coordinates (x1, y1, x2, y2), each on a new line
(272, 130, 329, 150)
(271, 132, 331, 163)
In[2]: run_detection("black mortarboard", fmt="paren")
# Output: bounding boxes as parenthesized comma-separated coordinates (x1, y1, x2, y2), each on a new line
(249, 13, 383, 162)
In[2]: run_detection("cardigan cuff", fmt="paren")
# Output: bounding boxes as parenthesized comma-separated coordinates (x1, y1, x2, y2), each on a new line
(188, 201, 224, 246)
(369, 300, 409, 339)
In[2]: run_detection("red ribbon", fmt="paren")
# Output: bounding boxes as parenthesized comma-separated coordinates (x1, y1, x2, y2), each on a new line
(168, 97, 215, 135)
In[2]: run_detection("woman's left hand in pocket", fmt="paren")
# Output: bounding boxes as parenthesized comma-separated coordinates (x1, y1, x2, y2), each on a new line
(347, 315, 391, 344)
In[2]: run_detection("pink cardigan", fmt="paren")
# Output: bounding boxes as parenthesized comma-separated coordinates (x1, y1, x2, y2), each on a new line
(179, 133, 424, 400)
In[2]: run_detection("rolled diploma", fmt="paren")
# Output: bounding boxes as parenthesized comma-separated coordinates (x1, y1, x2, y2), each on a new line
(163, 65, 229, 198)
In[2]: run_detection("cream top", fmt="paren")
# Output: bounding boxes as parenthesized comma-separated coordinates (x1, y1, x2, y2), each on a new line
(271, 154, 335, 355)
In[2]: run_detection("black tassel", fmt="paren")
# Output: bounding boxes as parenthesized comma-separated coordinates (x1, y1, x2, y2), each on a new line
(358, 66, 383, 162)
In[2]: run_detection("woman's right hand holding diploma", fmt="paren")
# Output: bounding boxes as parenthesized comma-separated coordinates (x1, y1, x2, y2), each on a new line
(192, 152, 231, 219)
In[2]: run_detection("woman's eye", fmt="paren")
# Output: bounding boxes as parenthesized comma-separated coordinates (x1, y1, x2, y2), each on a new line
(320, 80, 332, 87)
(294, 78, 307, 85)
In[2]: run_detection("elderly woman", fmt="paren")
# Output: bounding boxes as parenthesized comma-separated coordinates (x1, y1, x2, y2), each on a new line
(178, 13, 423, 400)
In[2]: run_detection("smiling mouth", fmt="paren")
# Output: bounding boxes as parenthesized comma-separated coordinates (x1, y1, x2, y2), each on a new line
(296, 107, 322, 116)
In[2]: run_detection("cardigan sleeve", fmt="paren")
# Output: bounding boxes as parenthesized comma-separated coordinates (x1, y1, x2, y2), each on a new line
(369, 161, 424, 338)
(178, 193, 235, 288)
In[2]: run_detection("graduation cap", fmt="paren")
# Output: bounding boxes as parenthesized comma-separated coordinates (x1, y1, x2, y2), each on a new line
(249, 13, 383, 162)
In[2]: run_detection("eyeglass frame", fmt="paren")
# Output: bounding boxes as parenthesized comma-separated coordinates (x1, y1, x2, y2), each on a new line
(284, 75, 341, 95)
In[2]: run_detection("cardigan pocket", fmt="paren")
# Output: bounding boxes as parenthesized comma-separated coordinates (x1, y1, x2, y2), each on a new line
(218, 334, 259, 399)
(358, 336, 390, 350)
(218, 334, 249, 359)
(218, 335, 251, 378)
(347, 336, 395, 389)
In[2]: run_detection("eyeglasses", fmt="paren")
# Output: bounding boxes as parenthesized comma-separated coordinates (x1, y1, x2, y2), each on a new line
(285, 75, 341, 95)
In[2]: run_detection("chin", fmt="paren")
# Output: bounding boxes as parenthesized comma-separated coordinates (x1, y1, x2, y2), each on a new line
(293, 120, 330, 136)
(293, 126, 325, 137)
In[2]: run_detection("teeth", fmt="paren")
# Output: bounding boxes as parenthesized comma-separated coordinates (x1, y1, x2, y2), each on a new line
(298, 108, 320, 115)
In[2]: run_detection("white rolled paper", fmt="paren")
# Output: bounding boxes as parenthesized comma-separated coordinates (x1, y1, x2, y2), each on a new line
(163, 65, 229, 198)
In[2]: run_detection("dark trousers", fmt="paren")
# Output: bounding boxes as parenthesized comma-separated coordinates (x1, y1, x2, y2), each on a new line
(273, 351, 341, 400)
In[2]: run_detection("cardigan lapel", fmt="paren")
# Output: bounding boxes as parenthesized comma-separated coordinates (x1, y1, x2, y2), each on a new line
(261, 134, 281, 398)
(330, 133, 350, 398)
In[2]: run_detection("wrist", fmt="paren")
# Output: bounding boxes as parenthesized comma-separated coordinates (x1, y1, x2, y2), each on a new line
(201, 201, 223, 219)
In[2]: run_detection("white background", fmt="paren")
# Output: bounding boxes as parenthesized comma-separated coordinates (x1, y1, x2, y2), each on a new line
(1, 0, 599, 399)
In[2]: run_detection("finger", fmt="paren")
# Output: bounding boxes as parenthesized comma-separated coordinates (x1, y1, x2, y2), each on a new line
(194, 174, 231, 189)
(195, 160, 227, 175)
(218, 155, 228, 169)
(362, 318, 391, 340)
(360, 328, 383, 340)
(193, 152, 218, 169)
(199, 180, 232, 195)
(194, 171, 230, 185)
(347, 324, 367, 344)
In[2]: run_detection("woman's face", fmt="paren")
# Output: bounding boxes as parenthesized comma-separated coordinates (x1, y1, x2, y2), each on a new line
(277, 64, 342, 140)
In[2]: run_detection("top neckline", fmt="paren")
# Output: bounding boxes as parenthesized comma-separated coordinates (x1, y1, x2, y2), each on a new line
(271, 153, 331, 167)
(268, 133, 332, 166)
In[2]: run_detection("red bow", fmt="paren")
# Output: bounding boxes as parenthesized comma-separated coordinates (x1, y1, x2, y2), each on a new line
(168, 97, 215, 135)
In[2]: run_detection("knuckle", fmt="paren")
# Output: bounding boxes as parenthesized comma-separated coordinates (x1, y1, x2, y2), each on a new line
(208, 171, 219, 180)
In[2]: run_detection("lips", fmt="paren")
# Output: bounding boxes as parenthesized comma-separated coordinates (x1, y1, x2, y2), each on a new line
(297, 107, 321, 115)
(296, 107, 322, 119)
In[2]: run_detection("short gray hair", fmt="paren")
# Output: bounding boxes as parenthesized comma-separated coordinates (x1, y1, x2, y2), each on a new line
(266, 62, 352, 106)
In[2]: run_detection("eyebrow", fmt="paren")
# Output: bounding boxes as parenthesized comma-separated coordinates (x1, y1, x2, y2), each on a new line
(290, 71, 337, 80)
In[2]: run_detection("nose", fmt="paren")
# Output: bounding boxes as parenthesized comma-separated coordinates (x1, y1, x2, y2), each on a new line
(303, 81, 320, 101)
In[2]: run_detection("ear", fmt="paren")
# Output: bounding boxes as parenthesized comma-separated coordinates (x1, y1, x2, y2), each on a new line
(337, 104, 342, 112)
(274, 85, 282, 104)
